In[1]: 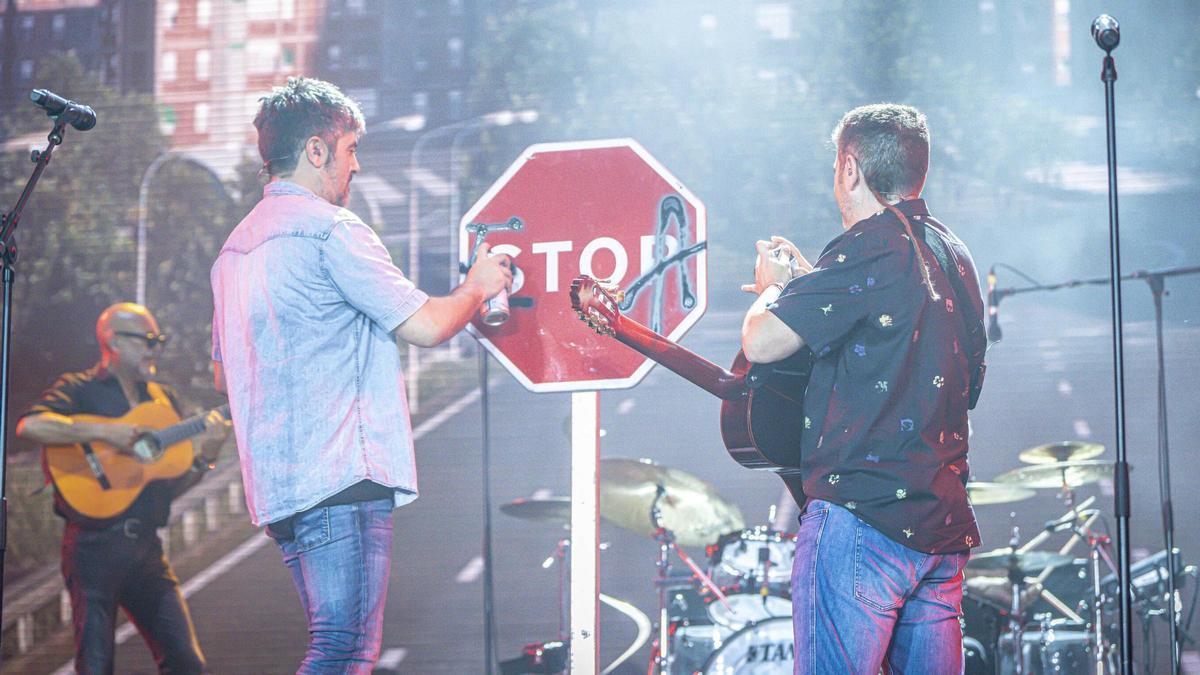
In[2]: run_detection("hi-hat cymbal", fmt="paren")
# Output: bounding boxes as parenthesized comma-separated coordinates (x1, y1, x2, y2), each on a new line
(994, 460, 1115, 489)
(500, 496, 572, 527)
(1019, 441, 1105, 465)
(966, 482, 1036, 505)
(966, 548, 1073, 575)
(599, 457, 745, 547)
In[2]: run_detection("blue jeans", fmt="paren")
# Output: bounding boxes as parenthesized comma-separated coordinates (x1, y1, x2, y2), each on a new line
(791, 499, 966, 675)
(269, 498, 394, 674)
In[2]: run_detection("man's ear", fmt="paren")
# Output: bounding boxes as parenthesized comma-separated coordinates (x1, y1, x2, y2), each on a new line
(843, 153, 862, 190)
(303, 136, 327, 169)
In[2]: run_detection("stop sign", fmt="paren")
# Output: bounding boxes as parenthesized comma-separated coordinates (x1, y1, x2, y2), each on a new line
(459, 139, 707, 392)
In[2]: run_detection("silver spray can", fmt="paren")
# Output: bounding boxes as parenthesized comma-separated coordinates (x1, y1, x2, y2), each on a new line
(480, 288, 510, 326)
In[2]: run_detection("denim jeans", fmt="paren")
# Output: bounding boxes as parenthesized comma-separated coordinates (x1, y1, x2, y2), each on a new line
(791, 499, 966, 675)
(269, 498, 394, 674)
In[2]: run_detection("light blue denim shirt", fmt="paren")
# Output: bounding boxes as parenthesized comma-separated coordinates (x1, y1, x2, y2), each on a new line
(211, 181, 429, 526)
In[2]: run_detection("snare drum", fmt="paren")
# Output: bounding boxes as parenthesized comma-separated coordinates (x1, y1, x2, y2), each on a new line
(703, 588, 792, 631)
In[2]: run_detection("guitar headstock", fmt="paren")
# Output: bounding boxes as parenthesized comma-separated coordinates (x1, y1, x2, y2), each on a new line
(569, 275, 623, 337)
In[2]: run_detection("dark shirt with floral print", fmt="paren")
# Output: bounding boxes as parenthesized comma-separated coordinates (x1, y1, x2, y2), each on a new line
(770, 199, 982, 554)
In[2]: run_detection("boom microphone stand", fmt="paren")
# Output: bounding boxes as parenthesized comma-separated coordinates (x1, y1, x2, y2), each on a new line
(0, 115, 73, 646)
(1091, 15, 1136, 674)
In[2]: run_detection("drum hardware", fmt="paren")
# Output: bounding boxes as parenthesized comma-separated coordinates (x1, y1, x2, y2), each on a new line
(647, 484, 734, 674)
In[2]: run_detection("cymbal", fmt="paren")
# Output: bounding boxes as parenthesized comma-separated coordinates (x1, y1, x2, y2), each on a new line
(966, 482, 1036, 505)
(1019, 441, 1105, 465)
(599, 458, 745, 547)
(994, 460, 1115, 489)
(966, 548, 1073, 575)
(500, 496, 572, 527)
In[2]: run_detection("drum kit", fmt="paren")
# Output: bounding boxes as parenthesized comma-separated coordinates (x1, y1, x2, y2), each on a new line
(499, 443, 1193, 675)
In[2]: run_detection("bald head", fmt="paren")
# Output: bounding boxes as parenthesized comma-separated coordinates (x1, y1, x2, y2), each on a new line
(97, 303, 164, 380)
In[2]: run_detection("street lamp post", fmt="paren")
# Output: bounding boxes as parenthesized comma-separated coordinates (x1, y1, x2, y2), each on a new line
(136, 151, 224, 306)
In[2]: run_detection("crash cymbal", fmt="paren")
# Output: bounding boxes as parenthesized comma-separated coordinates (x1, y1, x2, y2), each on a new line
(500, 496, 572, 527)
(599, 457, 745, 547)
(994, 460, 1115, 489)
(1019, 441, 1105, 465)
(966, 548, 1073, 575)
(966, 482, 1036, 505)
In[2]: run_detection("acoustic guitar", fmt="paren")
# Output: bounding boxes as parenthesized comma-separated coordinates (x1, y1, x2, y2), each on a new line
(569, 275, 812, 474)
(43, 400, 230, 520)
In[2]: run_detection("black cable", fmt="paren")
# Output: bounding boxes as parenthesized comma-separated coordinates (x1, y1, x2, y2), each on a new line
(1185, 570, 1199, 634)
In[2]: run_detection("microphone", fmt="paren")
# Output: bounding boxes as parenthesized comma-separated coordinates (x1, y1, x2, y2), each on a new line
(1091, 15, 1120, 52)
(29, 89, 97, 131)
(986, 265, 1002, 343)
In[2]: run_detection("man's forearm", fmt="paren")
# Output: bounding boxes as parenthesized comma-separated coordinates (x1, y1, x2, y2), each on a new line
(394, 281, 488, 348)
(16, 413, 111, 446)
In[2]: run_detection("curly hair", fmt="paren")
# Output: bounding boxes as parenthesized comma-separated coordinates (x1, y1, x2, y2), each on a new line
(831, 103, 929, 198)
(253, 77, 366, 177)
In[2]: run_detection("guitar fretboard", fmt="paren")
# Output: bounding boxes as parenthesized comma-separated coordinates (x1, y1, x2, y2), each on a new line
(151, 404, 230, 448)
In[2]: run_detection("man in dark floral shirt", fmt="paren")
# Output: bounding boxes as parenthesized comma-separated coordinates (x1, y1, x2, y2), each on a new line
(741, 103, 984, 674)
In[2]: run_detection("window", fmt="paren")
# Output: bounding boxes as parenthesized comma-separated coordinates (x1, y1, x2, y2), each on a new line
(163, 1, 179, 28)
(447, 37, 463, 69)
(447, 90, 463, 120)
(161, 51, 177, 81)
(194, 103, 210, 134)
(326, 44, 342, 70)
(197, 0, 212, 27)
(412, 91, 428, 115)
(195, 49, 211, 80)
(20, 16, 34, 41)
(18, 60, 34, 82)
(448, 0, 463, 15)
(51, 14, 65, 41)
(346, 0, 365, 13)
(281, 0, 295, 20)
(247, 40, 280, 74)
(160, 106, 177, 136)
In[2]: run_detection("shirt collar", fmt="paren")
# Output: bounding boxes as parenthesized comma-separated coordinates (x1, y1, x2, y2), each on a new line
(263, 180, 319, 199)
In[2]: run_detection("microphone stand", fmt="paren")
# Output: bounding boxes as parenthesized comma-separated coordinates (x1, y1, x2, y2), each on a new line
(0, 118, 71, 641)
(996, 264, 1198, 674)
(1097, 28, 1136, 675)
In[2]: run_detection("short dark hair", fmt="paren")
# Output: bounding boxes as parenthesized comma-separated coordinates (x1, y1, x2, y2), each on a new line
(254, 77, 365, 177)
(831, 104, 929, 198)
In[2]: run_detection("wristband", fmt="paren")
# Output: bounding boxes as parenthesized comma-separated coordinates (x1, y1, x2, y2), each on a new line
(765, 281, 787, 295)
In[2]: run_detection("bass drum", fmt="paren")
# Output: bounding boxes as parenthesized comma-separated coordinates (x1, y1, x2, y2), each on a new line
(701, 616, 794, 674)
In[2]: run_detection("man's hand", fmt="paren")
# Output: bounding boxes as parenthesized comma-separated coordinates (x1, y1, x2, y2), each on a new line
(740, 236, 814, 294)
(464, 243, 514, 300)
(99, 423, 143, 453)
(195, 409, 232, 466)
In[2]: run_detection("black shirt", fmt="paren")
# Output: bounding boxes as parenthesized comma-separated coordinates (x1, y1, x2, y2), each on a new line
(23, 366, 187, 529)
(769, 199, 982, 554)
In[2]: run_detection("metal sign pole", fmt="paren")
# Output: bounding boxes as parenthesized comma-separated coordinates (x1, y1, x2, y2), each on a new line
(569, 390, 600, 674)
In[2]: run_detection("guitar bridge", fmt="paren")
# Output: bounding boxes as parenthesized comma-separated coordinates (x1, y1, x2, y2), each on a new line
(80, 443, 113, 491)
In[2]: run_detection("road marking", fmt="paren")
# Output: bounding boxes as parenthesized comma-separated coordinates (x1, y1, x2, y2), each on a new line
(377, 647, 409, 669)
(455, 555, 485, 583)
(53, 386, 485, 674)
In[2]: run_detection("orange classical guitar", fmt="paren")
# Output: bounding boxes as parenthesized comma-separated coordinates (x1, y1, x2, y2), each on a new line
(43, 400, 230, 520)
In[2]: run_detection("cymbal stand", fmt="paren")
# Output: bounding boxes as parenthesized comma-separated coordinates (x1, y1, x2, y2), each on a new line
(1007, 526, 1027, 675)
(648, 485, 730, 674)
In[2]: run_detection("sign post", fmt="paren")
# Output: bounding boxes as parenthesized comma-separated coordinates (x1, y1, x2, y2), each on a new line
(461, 139, 706, 672)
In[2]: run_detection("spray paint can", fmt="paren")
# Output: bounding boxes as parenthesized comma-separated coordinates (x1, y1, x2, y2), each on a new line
(480, 288, 510, 326)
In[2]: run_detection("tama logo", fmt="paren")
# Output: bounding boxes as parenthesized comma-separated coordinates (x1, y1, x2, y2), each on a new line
(746, 641, 794, 663)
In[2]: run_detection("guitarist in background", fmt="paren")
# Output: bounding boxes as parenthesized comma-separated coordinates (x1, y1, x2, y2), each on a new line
(740, 104, 984, 674)
(16, 302, 230, 674)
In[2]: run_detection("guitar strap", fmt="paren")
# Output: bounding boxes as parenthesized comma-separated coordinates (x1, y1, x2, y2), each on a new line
(919, 219, 988, 410)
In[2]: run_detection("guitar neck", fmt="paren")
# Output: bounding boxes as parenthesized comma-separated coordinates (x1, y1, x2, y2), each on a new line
(612, 315, 745, 400)
(151, 404, 230, 448)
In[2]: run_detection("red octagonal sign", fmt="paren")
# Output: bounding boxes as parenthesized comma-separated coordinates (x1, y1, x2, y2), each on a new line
(459, 139, 707, 392)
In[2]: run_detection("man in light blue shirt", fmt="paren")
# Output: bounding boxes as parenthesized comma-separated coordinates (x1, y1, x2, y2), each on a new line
(210, 77, 510, 673)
